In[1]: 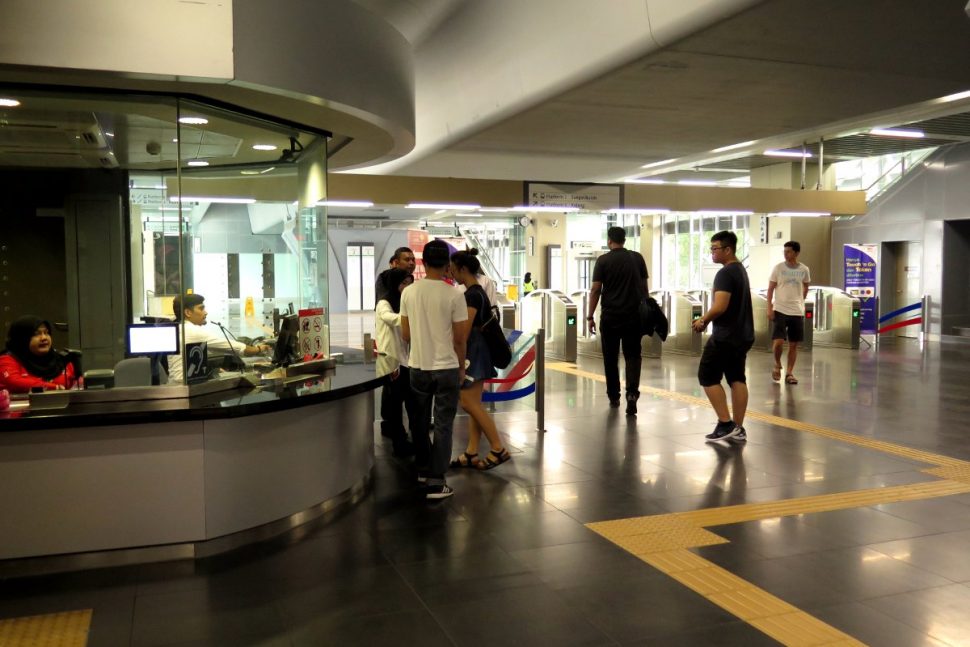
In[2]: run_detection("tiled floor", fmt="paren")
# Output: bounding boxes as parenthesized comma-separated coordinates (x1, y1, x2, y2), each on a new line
(2, 336, 970, 645)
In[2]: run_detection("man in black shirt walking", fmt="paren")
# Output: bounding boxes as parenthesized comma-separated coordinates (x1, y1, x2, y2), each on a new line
(691, 230, 754, 442)
(587, 226, 649, 416)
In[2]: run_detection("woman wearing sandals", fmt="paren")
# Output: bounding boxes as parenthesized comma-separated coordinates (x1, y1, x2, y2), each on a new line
(449, 250, 511, 471)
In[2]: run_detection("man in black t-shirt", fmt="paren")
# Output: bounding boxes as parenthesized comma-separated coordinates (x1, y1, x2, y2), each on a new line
(375, 247, 416, 303)
(691, 230, 754, 442)
(587, 227, 649, 416)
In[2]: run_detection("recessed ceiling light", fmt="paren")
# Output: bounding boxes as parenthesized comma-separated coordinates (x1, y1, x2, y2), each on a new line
(678, 180, 718, 187)
(641, 158, 677, 169)
(178, 117, 208, 125)
(625, 179, 666, 185)
(0, 98, 21, 107)
(478, 207, 511, 212)
(869, 128, 924, 138)
(170, 196, 256, 204)
(240, 170, 260, 175)
(712, 140, 755, 153)
(941, 89, 970, 103)
(172, 138, 178, 143)
(317, 200, 375, 208)
(406, 202, 480, 210)
(772, 211, 831, 217)
(252, 144, 278, 151)
(509, 206, 581, 213)
(187, 160, 209, 167)
(602, 208, 670, 214)
(763, 150, 812, 158)
(105, 132, 115, 138)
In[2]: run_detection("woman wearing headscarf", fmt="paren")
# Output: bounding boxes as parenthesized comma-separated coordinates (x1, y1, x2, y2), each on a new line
(375, 268, 417, 457)
(0, 316, 77, 393)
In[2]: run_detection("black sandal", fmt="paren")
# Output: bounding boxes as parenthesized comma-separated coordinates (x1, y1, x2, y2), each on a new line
(478, 448, 511, 470)
(450, 452, 481, 468)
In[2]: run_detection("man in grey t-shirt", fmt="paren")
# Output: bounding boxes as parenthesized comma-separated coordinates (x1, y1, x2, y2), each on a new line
(766, 241, 811, 385)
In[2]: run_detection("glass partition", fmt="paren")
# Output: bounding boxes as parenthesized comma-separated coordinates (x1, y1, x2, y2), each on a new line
(0, 87, 329, 386)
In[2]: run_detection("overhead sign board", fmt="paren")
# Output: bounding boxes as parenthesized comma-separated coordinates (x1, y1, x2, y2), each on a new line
(525, 182, 621, 211)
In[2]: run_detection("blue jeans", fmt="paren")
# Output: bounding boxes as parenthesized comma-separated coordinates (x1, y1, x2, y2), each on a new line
(409, 367, 460, 486)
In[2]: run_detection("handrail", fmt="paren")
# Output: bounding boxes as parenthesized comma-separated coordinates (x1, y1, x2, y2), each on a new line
(864, 148, 936, 202)
(462, 228, 507, 286)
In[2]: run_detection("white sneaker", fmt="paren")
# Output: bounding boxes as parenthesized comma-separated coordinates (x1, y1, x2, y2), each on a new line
(426, 484, 454, 500)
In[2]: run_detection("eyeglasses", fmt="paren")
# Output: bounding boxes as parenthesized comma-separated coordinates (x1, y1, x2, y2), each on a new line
(709, 246, 725, 252)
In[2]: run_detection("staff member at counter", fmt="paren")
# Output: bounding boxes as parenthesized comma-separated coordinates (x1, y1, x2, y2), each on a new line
(0, 316, 77, 393)
(167, 294, 271, 383)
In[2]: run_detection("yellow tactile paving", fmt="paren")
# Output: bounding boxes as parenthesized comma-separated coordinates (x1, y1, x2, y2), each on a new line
(0, 609, 91, 647)
(749, 612, 867, 646)
(554, 360, 970, 645)
(608, 527, 728, 554)
(548, 362, 970, 469)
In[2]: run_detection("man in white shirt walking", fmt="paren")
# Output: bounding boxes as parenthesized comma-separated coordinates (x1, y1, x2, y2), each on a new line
(400, 240, 468, 500)
(766, 241, 812, 385)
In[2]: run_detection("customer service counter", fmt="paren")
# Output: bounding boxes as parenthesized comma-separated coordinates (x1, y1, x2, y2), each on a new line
(0, 362, 388, 575)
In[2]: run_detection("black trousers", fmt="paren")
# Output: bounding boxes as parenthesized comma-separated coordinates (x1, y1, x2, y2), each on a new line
(599, 313, 642, 401)
(380, 365, 418, 440)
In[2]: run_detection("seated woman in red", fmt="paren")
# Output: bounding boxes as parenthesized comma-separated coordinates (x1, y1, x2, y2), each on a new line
(0, 316, 77, 393)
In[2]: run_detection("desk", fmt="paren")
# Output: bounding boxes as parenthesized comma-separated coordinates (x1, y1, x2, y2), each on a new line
(0, 362, 391, 575)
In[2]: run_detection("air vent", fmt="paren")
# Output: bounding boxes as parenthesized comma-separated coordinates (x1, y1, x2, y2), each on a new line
(81, 132, 98, 145)
(99, 154, 119, 168)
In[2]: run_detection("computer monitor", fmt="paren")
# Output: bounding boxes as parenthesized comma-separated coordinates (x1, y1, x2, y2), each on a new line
(126, 323, 180, 356)
(272, 314, 301, 367)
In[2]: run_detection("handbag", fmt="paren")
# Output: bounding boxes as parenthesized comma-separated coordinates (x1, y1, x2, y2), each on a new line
(639, 296, 669, 341)
(474, 289, 512, 369)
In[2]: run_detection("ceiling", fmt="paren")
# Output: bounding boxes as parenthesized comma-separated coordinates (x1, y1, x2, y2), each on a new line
(352, 0, 970, 185)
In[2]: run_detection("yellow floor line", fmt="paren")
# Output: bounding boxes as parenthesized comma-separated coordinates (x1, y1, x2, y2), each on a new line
(0, 609, 92, 647)
(547, 362, 970, 469)
(588, 478, 970, 646)
(556, 360, 970, 646)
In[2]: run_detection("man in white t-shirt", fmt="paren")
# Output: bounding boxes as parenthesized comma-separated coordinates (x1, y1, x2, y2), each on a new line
(400, 240, 468, 500)
(766, 241, 812, 385)
(167, 294, 271, 383)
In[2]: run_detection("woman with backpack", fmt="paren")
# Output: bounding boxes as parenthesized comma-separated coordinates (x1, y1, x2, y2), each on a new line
(448, 251, 511, 470)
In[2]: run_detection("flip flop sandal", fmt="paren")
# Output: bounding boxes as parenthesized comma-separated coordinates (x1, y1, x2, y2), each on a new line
(478, 448, 512, 470)
(449, 452, 481, 468)
(785, 374, 798, 384)
(772, 365, 782, 381)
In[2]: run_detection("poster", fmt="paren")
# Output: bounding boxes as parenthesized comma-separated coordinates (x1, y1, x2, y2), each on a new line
(298, 307, 327, 357)
(407, 229, 431, 280)
(843, 244, 878, 334)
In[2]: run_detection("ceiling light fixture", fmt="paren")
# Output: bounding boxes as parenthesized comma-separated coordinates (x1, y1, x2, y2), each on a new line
(510, 206, 581, 213)
(317, 200, 374, 208)
(941, 89, 970, 103)
(170, 196, 256, 204)
(178, 117, 208, 125)
(0, 98, 21, 107)
(602, 208, 670, 215)
(772, 211, 832, 217)
(240, 170, 260, 175)
(678, 180, 717, 187)
(259, 167, 276, 174)
(478, 207, 511, 212)
(625, 178, 666, 185)
(252, 144, 278, 151)
(406, 202, 480, 210)
(641, 158, 677, 169)
(869, 128, 924, 138)
(712, 140, 756, 153)
(186, 160, 209, 167)
(763, 150, 812, 158)
(697, 210, 754, 216)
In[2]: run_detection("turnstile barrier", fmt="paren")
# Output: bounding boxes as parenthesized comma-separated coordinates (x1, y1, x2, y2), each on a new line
(521, 289, 578, 362)
(655, 290, 703, 355)
(811, 286, 861, 349)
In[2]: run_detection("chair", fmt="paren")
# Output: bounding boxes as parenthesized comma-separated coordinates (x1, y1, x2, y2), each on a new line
(113, 357, 152, 387)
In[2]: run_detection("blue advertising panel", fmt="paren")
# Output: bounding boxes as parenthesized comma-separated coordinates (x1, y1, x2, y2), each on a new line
(844, 244, 878, 334)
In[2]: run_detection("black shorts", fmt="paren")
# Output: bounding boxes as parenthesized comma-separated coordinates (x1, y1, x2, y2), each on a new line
(771, 312, 805, 343)
(698, 338, 752, 387)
